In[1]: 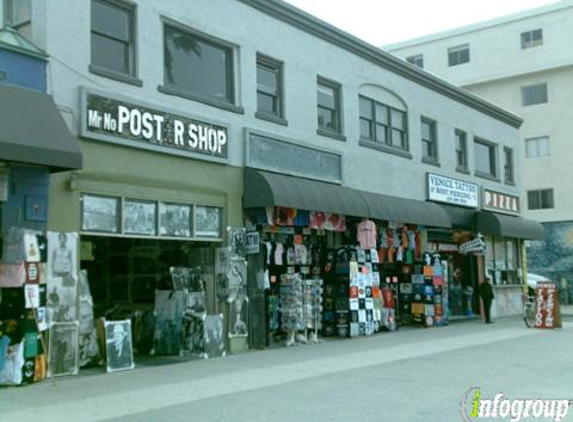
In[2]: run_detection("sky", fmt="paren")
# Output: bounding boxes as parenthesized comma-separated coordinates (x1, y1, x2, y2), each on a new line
(284, 0, 561, 46)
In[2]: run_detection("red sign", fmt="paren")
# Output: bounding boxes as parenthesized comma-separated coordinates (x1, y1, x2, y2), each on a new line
(534, 282, 561, 329)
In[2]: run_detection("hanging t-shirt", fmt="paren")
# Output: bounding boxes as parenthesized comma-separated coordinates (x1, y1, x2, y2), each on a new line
(274, 243, 284, 266)
(357, 219, 377, 249)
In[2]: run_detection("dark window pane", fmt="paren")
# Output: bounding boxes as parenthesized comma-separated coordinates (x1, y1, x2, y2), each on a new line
(376, 124, 388, 143)
(475, 141, 495, 176)
(92, 34, 130, 74)
(317, 84, 335, 108)
(391, 109, 405, 130)
(375, 104, 388, 124)
(359, 98, 372, 119)
(92, 0, 130, 41)
(391, 129, 404, 148)
(318, 107, 336, 131)
(164, 26, 232, 102)
(360, 118, 372, 139)
(257, 65, 277, 95)
(257, 92, 277, 114)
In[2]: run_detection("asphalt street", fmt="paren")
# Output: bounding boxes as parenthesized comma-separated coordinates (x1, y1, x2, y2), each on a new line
(2, 316, 572, 422)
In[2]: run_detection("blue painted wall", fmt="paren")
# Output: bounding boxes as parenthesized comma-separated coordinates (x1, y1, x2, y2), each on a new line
(0, 48, 46, 91)
(1, 165, 49, 233)
(527, 221, 573, 303)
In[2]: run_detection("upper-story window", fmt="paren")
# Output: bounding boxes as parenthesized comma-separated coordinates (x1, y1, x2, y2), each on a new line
(256, 54, 284, 122)
(3, 0, 31, 39)
(525, 136, 550, 158)
(317, 77, 343, 137)
(91, 0, 136, 79)
(164, 23, 235, 105)
(406, 54, 424, 69)
(448, 44, 470, 67)
(474, 138, 498, 179)
(421, 117, 438, 164)
(521, 83, 547, 106)
(527, 189, 554, 210)
(504, 147, 514, 184)
(455, 129, 468, 172)
(521, 29, 543, 49)
(359, 96, 408, 151)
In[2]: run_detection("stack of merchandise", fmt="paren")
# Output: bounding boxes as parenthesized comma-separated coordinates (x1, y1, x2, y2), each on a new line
(0, 228, 48, 385)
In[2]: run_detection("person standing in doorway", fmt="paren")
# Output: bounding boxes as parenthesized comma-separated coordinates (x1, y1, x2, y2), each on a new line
(479, 277, 495, 324)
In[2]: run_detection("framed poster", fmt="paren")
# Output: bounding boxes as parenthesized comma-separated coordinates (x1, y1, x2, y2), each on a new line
(123, 199, 156, 236)
(228, 227, 246, 258)
(48, 322, 79, 377)
(104, 320, 135, 372)
(81, 194, 119, 233)
(159, 203, 191, 237)
(203, 315, 225, 358)
(195, 206, 222, 238)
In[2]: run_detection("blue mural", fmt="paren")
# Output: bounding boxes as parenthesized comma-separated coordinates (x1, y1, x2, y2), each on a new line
(527, 221, 573, 303)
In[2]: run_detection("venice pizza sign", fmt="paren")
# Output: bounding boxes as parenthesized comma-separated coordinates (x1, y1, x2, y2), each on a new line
(80, 89, 228, 161)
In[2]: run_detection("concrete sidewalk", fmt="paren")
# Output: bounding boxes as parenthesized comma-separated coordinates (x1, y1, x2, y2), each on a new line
(2, 316, 570, 422)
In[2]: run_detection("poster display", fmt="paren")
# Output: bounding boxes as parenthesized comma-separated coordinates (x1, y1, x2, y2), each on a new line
(104, 320, 135, 372)
(203, 315, 225, 358)
(47, 232, 78, 280)
(48, 322, 79, 377)
(123, 200, 157, 236)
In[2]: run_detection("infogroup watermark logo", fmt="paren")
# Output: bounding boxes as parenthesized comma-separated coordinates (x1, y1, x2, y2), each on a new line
(460, 387, 571, 422)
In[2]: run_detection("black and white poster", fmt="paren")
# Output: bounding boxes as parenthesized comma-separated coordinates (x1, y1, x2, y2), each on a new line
(228, 297, 248, 338)
(170, 267, 203, 291)
(159, 203, 191, 237)
(48, 322, 79, 377)
(123, 200, 156, 236)
(246, 232, 260, 254)
(78, 270, 99, 366)
(153, 290, 186, 355)
(104, 320, 135, 373)
(203, 315, 225, 358)
(47, 232, 78, 280)
(228, 227, 246, 259)
(81, 194, 119, 233)
(47, 276, 78, 324)
(195, 206, 222, 238)
(215, 247, 230, 275)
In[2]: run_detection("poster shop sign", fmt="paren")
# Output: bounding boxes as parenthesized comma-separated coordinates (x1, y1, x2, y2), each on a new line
(427, 173, 478, 208)
(81, 89, 228, 160)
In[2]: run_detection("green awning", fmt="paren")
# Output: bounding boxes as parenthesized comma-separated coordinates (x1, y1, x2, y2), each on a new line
(476, 211, 545, 240)
(0, 83, 82, 172)
(244, 169, 451, 228)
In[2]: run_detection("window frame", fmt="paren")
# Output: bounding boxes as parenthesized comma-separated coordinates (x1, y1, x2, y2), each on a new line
(521, 83, 548, 106)
(255, 54, 286, 125)
(474, 137, 499, 181)
(89, 0, 141, 86)
(359, 95, 409, 153)
(316, 76, 344, 140)
(525, 136, 550, 158)
(3, 0, 31, 37)
(420, 117, 439, 165)
(504, 147, 515, 185)
(527, 189, 554, 210)
(448, 44, 470, 67)
(406, 54, 424, 69)
(159, 19, 243, 114)
(521, 28, 543, 49)
(455, 129, 468, 173)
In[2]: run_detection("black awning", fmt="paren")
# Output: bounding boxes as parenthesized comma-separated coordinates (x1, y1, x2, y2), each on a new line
(244, 169, 451, 228)
(476, 211, 545, 240)
(362, 192, 451, 228)
(440, 204, 477, 229)
(244, 168, 369, 217)
(0, 83, 82, 172)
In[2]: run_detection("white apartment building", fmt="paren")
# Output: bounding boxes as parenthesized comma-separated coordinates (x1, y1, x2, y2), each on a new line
(387, 0, 573, 299)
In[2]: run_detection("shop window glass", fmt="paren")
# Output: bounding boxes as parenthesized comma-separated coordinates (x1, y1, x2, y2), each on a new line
(164, 24, 234, 104)
(494, 238, 507, 271)
(506, 239, 518, 271)
(91, 0, 136, 76)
